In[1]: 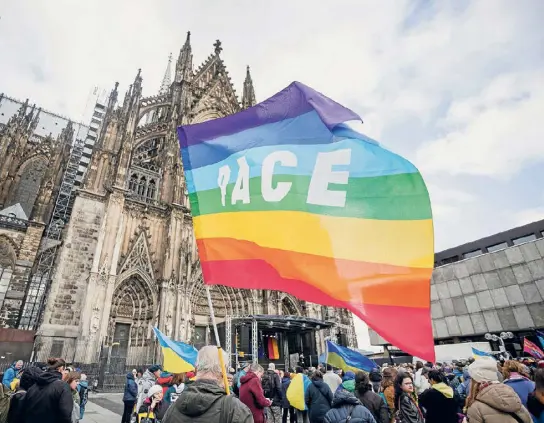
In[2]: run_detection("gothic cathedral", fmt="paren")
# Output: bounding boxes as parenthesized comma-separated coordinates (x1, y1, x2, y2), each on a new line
(1, 33, 356, 364)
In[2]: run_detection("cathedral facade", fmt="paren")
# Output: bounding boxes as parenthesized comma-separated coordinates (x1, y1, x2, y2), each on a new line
(1, 34, 355, 364)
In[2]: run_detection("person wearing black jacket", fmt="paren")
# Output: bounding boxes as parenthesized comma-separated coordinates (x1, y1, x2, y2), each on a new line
(122, 372, 138, 423)
(7, 365, 43, 423)
(281, 372, 296, 423)
(22, 358, 74, 423)
(305, 371, 333, 423)
(324, 389, 377, 423)
(418, 370, 458, 423)
(355, 372, 389, 423)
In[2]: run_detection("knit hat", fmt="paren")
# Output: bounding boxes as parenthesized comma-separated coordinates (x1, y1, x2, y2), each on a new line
(147, 384, 163, 398)
(468, 358, 498, 383)
(148, 365, 162, 373)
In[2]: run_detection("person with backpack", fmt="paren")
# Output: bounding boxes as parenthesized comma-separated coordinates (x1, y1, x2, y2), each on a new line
(262, 363, 282, 422)
(7, 365, 43, 423)
(324, 388, 377, 423)
(22, 358, 74, 423)
(165, 373, 186, 404)
(76, 374, 89, 419)
(2, 360, 23, 390)
(354, 372, 389, 423)
(305, 371, 333, 423)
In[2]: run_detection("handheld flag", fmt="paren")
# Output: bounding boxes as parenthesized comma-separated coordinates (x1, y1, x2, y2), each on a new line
(178, 81, 435, 361)
(537, 330, 544, 350)
(326, 341, 377, 372)
(286, 373, 311, 410)
(524, 338, 544, 360)
(153, 327, 197, 373)
(472, 347, 496, 360)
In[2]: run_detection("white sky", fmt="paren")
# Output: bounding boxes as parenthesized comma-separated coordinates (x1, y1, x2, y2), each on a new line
(1, 0, 543, 349)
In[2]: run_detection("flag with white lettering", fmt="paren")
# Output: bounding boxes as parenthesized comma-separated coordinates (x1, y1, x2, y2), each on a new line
(178, 82, 435, 361)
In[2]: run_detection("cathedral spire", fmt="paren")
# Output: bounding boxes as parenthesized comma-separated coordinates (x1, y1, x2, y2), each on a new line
(242, 66, 256, 109)
(107, 82, 119, 112)
(159, 53, 173, 95)
(29, 107, 41, 134)
(175, 31, 193, 83)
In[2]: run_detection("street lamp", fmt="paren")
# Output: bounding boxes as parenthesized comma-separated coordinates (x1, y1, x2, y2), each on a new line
(485, 332, 514, 358)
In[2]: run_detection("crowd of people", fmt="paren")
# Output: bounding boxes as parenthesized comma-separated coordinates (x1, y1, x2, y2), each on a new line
(1, 351, 544, 423)
(0, 357, 88, 423)
(117, 350, 544, 423)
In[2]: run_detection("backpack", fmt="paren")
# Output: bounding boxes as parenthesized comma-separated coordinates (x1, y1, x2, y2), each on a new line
(261, 372, 274, 398)
(379, 392, 392, 421)
(169, 384, 184, 403)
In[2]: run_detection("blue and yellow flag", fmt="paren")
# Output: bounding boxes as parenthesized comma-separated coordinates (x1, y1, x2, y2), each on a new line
(326, 341, 377, 373)
(153, 327, 197, 373)
(286, 373, 311, 411)
(472, 347, 495, 360)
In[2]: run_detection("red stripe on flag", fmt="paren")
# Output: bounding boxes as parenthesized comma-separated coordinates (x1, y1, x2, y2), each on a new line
(201, 259, 435, 361)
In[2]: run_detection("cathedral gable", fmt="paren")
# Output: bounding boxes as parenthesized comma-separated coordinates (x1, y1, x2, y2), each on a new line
(119, 231, 155, 280)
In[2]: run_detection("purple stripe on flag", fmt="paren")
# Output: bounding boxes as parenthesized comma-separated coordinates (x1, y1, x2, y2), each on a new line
(178, 81, 361, 148)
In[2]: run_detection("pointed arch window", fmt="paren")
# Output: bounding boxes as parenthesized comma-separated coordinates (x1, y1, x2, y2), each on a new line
(128, 138, 162, 203)
(8, 157, 48, 218)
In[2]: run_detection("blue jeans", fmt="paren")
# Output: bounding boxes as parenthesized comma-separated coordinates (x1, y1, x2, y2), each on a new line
(80, 404, 86, 419)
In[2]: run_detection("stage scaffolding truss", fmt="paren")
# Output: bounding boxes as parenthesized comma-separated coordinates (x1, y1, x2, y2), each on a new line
(224, 314, 335, 369)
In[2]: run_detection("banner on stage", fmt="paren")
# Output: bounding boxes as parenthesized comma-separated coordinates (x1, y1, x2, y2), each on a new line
(178, 81, 435, 361)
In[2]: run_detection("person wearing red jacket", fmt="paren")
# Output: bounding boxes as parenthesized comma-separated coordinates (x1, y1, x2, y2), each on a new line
(239, 363, 272, 423)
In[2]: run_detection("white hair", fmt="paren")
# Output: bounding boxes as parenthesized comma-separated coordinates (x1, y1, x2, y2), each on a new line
(250, 363, 264, 373)
(80, 373, 87, 381)
(196, 345, 227, 375)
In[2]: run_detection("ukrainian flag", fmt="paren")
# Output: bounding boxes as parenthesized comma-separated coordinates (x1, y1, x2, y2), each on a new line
(326, 341, 377, 373)
(153, 327, 197, 373)
(472, 347, 496, 360)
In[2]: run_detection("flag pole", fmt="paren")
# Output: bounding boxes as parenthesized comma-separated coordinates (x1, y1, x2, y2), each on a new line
(205, 285, 230, 394)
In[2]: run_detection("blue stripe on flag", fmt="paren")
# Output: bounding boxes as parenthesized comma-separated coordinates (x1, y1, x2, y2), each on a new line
(326, 341, 377, 372)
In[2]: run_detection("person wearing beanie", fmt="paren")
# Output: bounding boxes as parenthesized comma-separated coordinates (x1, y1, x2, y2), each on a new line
(138, 384, 169, 422)
(466, 358, 532, 423)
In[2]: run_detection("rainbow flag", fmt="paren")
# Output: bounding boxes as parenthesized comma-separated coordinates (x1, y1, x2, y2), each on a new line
(524, 338, 544, 360)
(153, 327, 197, 373)
(178, 81, 435, 361)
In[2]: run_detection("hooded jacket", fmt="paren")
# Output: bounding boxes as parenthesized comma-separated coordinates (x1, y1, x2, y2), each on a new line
(418, 382, 458, 423)
(337, 372, 356, 393)
(137, 369, 157, 410)
(324, 389, 377, 423)
(357, 389, 390, 423)
(281, 376, 292, 409)
(239, 371, 270, 423)
(163, 378, 252, 423)
(2, 364, 19, 388)
(467, 383, 532, 423)
(22, 370, 74, 423)
(123, 372, 138, 402)
(503, 374, 535, 407)
(306, 379, 334, 423)
(7, 365, 42, 423)
(527, 393, 544, 423)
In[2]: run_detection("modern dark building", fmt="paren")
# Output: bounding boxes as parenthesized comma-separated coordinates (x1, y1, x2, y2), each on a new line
(369, 219, 544, 358)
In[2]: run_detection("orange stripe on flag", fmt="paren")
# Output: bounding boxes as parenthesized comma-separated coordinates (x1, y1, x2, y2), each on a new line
(197, 238, 432, 308)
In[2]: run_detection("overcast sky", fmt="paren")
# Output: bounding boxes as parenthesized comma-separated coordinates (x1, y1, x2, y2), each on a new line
(1, 0, 543, 349)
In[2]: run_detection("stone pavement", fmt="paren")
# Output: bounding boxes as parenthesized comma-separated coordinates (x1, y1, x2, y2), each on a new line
(82, 392, 124, 423)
